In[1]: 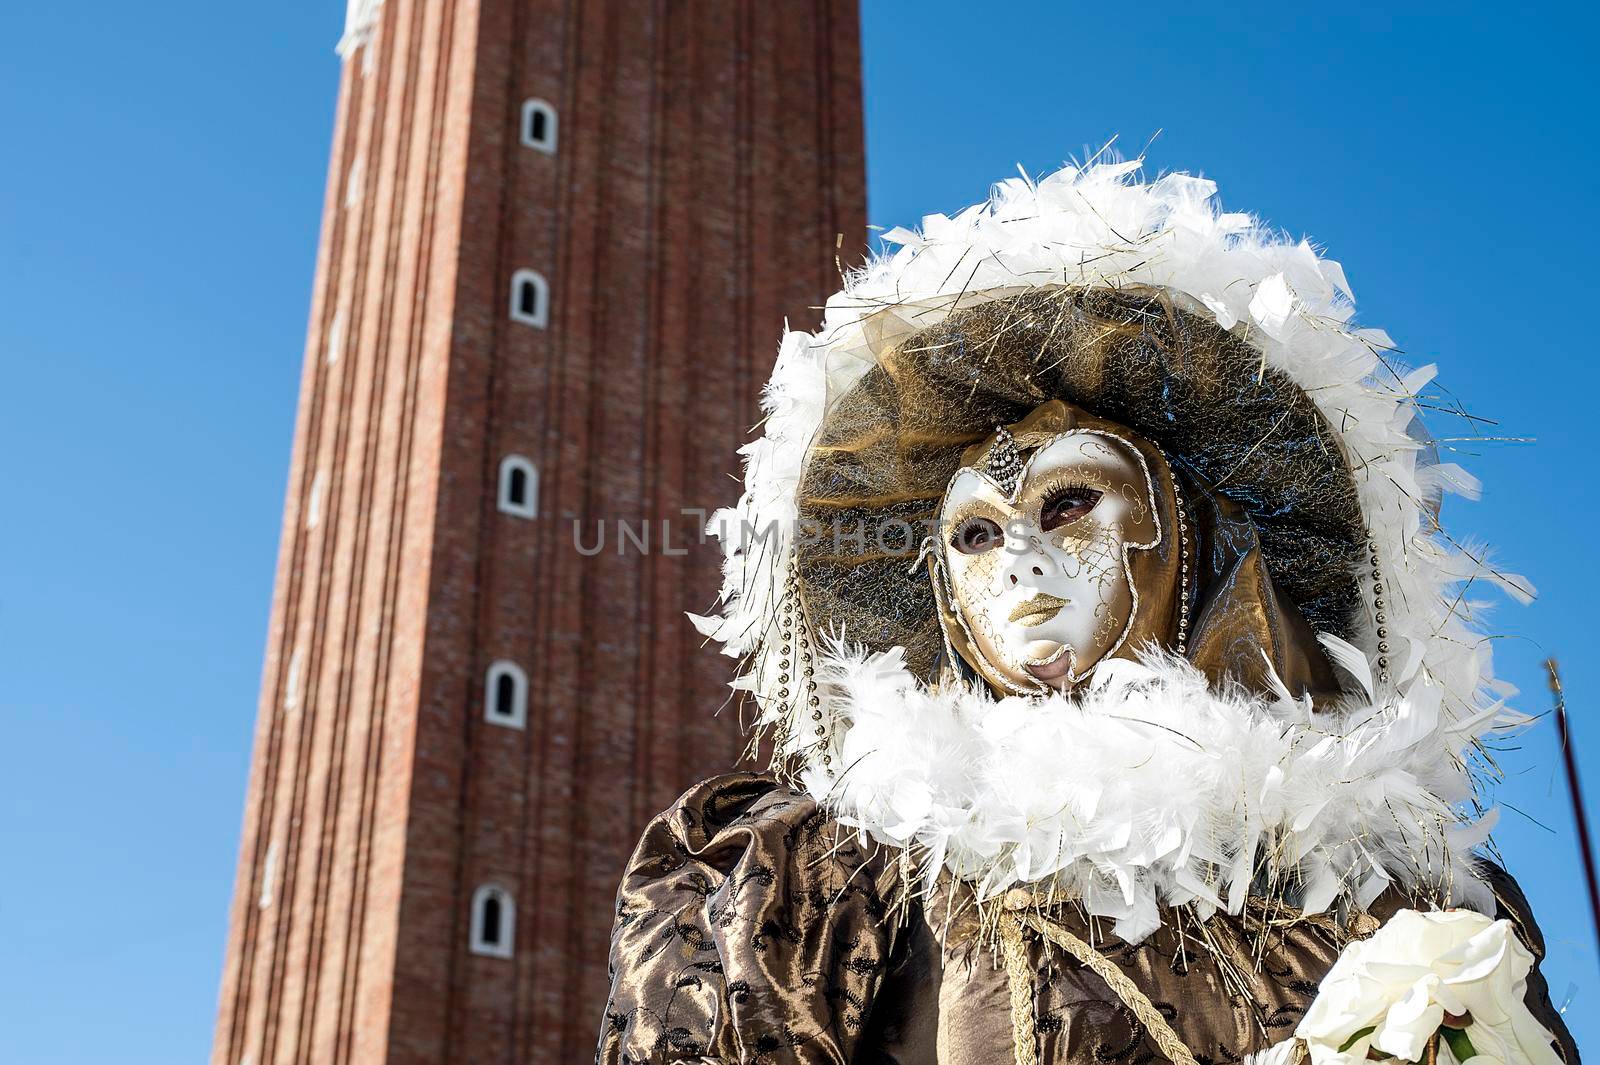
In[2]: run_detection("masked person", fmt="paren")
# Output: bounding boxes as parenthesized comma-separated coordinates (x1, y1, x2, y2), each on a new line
(596, 162, 1578, 1065)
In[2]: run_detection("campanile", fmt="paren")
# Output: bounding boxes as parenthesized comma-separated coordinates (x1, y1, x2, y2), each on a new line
(211, 1, 864, 1061)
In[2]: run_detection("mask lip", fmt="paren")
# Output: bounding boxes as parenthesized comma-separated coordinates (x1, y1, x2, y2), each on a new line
(934, 424, 1165, 694)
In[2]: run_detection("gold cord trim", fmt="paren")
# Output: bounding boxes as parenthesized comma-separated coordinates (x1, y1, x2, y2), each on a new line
(1000, 915, 1039, 1065)
(1002, 910, 1201, 1065)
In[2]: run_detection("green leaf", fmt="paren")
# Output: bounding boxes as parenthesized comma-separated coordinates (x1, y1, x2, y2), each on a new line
(1339, 1026, 1377, 1053)
(1440, 1026, 1477, 1063)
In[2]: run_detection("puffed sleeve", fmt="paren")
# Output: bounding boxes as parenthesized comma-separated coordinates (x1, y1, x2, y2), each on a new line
(596, 772, 903, 1064)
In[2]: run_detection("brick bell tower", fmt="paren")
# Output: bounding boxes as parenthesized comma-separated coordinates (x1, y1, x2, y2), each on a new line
(210, 1, 864, 1062)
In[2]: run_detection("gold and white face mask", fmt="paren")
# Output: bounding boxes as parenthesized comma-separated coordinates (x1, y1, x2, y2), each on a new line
(937, 429, 1159, 693)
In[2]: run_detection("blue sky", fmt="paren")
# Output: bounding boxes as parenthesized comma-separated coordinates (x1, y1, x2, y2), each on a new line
(2, 3, 1597, 1062)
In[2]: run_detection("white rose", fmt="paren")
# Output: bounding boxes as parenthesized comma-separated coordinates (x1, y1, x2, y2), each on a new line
(1296, 908, 1562, 1065)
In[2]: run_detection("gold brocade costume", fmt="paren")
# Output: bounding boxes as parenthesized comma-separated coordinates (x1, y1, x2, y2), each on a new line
(597, 774, 1576, 1065)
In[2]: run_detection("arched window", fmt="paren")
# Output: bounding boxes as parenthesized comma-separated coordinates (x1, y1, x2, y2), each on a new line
(343, 154, 364, 208)
(306, 470, 328, 530)
(497, 455, 538, 518)
(509, 269, 549, 328)
(258, 841, 279, 910)
(325, 308, 345, 365)
(484, 660, 527, 729)
(469, 884, 515, 958)
(520, 99, 557, 154)
(283, 647, 305, 713)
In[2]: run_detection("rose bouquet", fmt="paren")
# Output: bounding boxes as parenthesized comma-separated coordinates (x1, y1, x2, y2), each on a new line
(1292, 909, 1563, 1065)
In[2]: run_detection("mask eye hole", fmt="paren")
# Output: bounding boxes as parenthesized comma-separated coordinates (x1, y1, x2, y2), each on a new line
(951, 516, 1004, 555)
(1040, 487, 1102, 531)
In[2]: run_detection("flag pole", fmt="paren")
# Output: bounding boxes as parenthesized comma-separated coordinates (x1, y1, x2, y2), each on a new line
(1546, 658, 1600, 961)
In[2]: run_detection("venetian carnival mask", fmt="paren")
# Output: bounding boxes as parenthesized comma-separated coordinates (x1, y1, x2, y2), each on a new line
(938, 427, 1159, 693)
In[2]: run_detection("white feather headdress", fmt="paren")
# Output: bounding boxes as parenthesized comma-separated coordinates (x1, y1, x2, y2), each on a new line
(689, 160, 1533, 937)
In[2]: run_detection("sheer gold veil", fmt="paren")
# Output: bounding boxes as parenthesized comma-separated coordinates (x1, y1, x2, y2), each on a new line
(795, 287, 1362, 700)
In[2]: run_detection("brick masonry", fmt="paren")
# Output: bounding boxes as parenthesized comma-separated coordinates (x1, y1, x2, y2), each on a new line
(211, 2, 865, 1061)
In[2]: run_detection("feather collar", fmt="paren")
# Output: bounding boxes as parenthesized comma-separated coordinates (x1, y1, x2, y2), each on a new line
(800, 641, 1515, 942)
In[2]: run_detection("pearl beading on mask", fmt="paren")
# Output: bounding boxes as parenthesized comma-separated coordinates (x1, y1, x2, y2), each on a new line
(780, 560, 826, 770)
(987, 425, 1024, 497)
